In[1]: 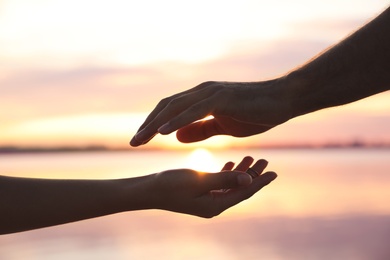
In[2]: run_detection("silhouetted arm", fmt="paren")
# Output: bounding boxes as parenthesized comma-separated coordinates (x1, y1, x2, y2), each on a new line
(286, 5, 390, 118)
(0, 157, 276, 234)
(130, 6, 390, 146)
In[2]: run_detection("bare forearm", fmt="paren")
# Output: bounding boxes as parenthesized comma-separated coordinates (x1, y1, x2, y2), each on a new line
(0, 175, 151, 234)
(284, 6, 390, 118)
(0, 158, 276, 234)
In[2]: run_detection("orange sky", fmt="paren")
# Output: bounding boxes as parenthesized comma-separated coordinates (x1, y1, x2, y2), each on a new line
(1, 0, 389, 150)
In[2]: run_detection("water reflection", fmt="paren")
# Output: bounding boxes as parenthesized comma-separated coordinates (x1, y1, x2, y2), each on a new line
(0, 149, 389, 259)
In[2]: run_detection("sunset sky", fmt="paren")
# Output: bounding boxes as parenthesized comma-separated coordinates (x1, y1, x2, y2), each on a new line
(1, 0, 390, 150)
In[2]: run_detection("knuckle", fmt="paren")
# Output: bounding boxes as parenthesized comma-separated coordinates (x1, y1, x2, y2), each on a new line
(195, 81, 225, 92)
(217, 84, 233, 95)
(157, 97, 172, 108)
(187, 102, 203, 113)
(183, 103, 208, 120)
(167, 97, 181, 106)
(197, 81, 217, 89)
(207, 84, 233, 102)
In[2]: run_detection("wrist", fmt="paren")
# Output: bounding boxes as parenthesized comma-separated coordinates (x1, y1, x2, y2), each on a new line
(251, 78, 296, 124)
(116, 174, 157, 212)
(282, 68, 320, 119)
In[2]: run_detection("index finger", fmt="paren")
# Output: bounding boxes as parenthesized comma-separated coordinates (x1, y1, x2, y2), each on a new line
(134, 82, 212, 135)
(129, 93, 186, 147)
(130, 87, 216, 146)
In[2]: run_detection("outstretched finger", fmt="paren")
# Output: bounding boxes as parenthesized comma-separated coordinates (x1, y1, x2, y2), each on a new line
(221, 161, 235, 171)
(132, 82, 216, 135)
(215, 157, 254, 192)
(222, 171, 277, 209)
(233, 156, 254, 172)
(157, 93, 222, 136)
(130, 89, 214, 147)
(135, 91, 189, 133)
(176, 119, 225, 143)
(129, 98, 176, 147)
(247, 159, 269, 178)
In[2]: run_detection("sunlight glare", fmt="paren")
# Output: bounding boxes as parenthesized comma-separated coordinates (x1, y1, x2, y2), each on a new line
(184, 148, 219, 172)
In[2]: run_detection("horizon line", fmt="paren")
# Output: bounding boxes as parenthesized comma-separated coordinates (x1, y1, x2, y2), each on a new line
(1, 141, 390, 154)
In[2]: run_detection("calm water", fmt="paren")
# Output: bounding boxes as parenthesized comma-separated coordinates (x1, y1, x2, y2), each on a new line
(0, 148, 389, 260)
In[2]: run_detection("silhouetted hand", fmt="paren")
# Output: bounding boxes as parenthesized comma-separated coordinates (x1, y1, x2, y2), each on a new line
(130, 80, 291, 146)
(0, 156, 276, 234)
(130, 7, 390, 147)
(150, 156, 277, 218)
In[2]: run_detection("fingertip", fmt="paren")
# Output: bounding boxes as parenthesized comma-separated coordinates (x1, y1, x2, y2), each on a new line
(221, 161, 235, 171)
(129, 137, 141, 147)
(251, 158, 268, 169)
(158, 123, 171, 135)
(130, 130, 145, 145)
(258, 158, 269, 165)
(262, 171, 278, 182)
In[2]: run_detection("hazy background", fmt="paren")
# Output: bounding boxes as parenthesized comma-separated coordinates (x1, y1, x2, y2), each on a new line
(1, 149, 390, 260)
(1, 0, 390, 150)
(1, 1, 390, 259)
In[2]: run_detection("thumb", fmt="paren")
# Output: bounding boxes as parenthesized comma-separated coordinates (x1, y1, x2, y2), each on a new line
(176, 119, 223, 143)
(202, 171, 253, 191)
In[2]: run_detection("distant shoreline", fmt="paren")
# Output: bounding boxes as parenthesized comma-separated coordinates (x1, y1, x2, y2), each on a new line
(0, 143, 389, 154)
(0, 145, 114, 154)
